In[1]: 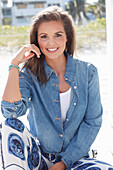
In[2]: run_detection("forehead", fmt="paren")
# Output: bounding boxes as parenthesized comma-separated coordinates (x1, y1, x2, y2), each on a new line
(38, 21, 65, 33)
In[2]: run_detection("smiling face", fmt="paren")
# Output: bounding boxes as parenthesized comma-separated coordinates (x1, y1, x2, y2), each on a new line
(37, 21, 67, 62)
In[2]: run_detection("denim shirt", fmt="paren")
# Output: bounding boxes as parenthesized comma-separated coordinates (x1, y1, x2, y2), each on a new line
(1, 52, 103, 169)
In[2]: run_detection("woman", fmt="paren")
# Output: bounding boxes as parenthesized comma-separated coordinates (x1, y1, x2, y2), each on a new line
(0, 6, 113, 170)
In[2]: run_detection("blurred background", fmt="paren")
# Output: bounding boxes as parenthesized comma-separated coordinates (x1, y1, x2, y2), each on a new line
(0, 0, 106, 49)
(0, 0, 113, 165)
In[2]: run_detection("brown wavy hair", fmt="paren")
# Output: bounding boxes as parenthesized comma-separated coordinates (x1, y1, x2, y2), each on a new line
(23, 6, 76, 84)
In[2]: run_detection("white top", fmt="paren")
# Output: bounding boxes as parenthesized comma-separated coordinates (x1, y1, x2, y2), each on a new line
(60, 88, 71, 123)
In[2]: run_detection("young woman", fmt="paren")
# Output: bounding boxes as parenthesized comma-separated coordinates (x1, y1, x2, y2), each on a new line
(1, 6, 113, 170)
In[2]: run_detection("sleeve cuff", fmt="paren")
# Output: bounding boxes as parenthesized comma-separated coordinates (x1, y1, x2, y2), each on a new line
(1, 100, 22, 118)
(59, 152, 74, 169)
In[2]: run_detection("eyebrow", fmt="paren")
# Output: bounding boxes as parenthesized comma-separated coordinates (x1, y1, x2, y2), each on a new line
(55, 31, 64, 34)
(39, 31, 64, 36)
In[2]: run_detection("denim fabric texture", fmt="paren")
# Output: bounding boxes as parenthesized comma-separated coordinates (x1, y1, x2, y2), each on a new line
(1, 52, 103, 169)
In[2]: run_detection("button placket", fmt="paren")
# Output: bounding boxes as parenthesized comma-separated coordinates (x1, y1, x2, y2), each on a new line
(64, 84, 78, 128)
(52, 77, 63, 132)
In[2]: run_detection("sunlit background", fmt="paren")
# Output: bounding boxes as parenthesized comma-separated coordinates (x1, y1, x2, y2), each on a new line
(0, 0, 113, 166)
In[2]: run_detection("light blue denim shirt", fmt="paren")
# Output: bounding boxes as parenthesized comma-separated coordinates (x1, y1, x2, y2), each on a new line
(1, 52, 103, 169)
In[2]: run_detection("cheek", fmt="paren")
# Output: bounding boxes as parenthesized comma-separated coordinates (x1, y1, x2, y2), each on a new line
(58, 38, 67, 46)
(38, 40, 46, 49)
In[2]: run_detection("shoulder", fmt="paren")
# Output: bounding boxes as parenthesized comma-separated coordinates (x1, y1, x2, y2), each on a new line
(73, 57, 96, 69)
(73, 58, 98, 82)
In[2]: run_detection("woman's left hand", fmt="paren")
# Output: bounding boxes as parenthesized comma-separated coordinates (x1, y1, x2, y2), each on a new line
(49, 161, 66, 170)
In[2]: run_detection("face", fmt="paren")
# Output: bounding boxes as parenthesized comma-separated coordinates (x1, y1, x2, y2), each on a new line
(37, 21, 67, 61)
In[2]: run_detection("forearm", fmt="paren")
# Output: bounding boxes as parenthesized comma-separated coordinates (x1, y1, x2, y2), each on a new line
(2, 44, 40, 104)
(49, 161, 66, 170)
(2, 60, 21, 103)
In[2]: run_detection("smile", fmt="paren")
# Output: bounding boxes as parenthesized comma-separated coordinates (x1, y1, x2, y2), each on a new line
(47, 48, 58, 52)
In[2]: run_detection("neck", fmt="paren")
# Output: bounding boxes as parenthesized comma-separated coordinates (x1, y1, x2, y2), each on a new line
(45, 54, 67, 75)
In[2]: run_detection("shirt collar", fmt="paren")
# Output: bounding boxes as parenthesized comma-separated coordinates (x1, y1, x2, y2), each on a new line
(44, 52, 76, 83)
(64, 52, 76, 84)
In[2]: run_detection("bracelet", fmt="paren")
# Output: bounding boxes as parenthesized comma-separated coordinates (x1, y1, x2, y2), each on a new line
(9, 64, 20, 71)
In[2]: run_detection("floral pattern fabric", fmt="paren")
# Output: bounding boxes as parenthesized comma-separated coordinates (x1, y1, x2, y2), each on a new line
(0, 118, 113, 170)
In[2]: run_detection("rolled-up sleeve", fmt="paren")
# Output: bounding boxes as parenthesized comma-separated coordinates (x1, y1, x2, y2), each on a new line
(1, 71, 32, 118)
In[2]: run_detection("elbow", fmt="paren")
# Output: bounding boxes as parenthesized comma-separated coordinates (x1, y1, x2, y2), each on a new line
(2, 96, 21, 105)
(1, 99, 28, 118)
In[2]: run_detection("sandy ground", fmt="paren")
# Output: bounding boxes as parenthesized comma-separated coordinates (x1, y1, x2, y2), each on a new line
(0, 43, 113, 165)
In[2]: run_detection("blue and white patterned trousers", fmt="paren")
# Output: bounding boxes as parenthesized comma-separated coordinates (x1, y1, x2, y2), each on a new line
(0, 118, 113, 170)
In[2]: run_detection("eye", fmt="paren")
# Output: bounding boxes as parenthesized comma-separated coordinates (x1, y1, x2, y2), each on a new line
(40, 35, 47, 39)
(56, 33, 62, 37)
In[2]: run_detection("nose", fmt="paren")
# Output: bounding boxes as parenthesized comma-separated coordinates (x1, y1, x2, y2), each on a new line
(48, 37, 55, 44)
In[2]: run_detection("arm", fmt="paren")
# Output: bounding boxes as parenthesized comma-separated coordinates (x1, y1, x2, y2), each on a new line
(1, 44, 41, 118)
(49, 161, 66, 170)
(2, 44, 40, 103)
(2, 61, 21, 103)
(59, 66, 103, 169)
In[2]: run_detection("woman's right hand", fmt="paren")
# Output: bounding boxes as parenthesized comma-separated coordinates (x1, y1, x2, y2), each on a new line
(2, 44, 41, 103)
(11, 44, 41, 66)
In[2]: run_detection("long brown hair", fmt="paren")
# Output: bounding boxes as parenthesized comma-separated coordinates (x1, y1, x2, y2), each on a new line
(23, 6, 76, 84)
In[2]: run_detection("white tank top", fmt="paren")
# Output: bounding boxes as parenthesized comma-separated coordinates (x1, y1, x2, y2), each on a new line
(60, 88, 71, 123)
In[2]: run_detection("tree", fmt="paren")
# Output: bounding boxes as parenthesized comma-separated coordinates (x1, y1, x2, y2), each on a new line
(86, 0, 106, 19)
(99, 0, 105, 5)
(65, 0, 89, 24)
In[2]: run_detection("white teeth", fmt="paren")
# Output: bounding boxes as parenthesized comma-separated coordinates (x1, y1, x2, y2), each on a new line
(47, 48, 57, 51)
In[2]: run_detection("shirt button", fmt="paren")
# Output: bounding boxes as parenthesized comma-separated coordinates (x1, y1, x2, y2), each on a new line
(74, 86, 77, 89)
(74, 103, 76, 105)
(56, 118, 60, 120)
(53, 84, 57, 86)
(59, 134, 63, 138)
(19, 76, 24, 79)
(13, 114, 16, 118)
(14, 107, 17, 111)
(54, 100, 59, 102)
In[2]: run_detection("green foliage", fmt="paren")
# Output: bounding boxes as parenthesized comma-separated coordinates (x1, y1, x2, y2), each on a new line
(76, 18, 106, 49)
(86, 18, 106, 29)
(86, 1, 105, 19)
(0, 25, 30, 50)
(2, 17, 12, 25)
(99, 0, 105, 5)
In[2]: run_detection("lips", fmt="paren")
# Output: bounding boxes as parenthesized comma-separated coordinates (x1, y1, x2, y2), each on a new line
(47, 48, 58, 52)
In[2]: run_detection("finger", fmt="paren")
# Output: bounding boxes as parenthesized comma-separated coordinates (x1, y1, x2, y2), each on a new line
(23, 45, 41, 58)
(24, 52, 35, 59)
(31, 44, 41, 57)
(29, 51, 40, 58)
(24, 51, 32, 57)
(31, 44, 41, 55)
